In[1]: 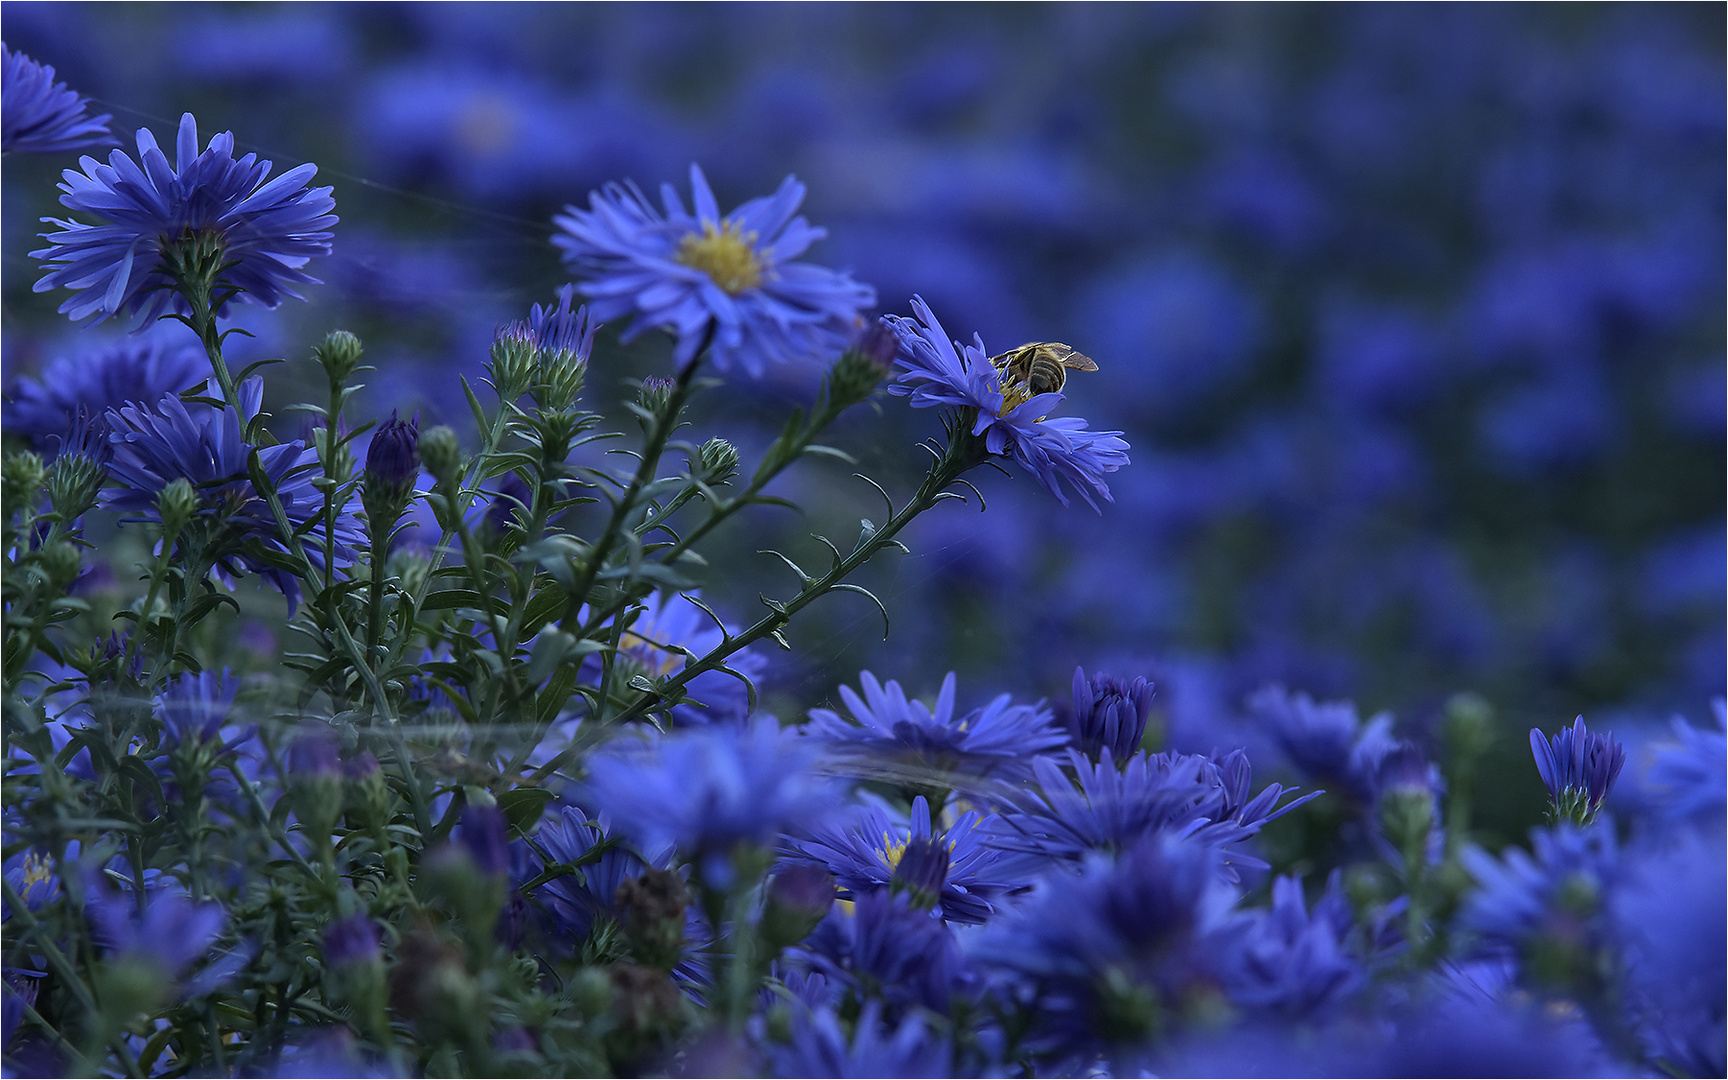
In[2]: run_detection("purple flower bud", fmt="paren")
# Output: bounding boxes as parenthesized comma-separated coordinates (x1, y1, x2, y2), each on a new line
(286, 724, 342, 781)
(321, 914, 382, 969)
(364, 411, 419, 491)
(1530, 716, 1626, 825)
(343, 750, 380, 782)
(854, 321, 899, 370)
(891, 837, 951, 909)
(457, 805, 510, 878)
(1063, 667, 1154, 764)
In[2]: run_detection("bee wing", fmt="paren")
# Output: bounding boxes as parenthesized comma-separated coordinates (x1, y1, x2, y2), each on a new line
(1060, 350, 1098, 372)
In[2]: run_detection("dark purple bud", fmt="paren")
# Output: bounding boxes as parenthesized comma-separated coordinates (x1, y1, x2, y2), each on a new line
(891, 838, 950, 909)
(343, 750, 380, 782)
(1064, 667, 1155, 765)
(457, 805, 510, 878)
(854, 320, 899, 370)
(364, 411, 419, 490)
(322, 913, 383, 969)
(762, 865, 835, 951)
(483, 471, 532, 536)
(286, 724, 342, 781)
(1375, 742, 1436, 797)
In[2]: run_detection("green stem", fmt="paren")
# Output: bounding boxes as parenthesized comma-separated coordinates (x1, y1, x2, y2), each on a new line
(608, 421, 986, 728)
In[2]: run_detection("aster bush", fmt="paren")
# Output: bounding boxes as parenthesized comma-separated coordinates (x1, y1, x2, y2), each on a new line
(2, 23, 1723, 1080)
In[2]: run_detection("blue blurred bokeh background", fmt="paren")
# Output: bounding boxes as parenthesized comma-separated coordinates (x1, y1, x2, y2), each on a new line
(4, 3, 1722, 829)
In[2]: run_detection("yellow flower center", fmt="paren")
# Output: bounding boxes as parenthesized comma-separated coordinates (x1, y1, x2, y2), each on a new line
(675, 219, 765, 295)
(20, 852, 55, 902)
(621, 630, 681, 678)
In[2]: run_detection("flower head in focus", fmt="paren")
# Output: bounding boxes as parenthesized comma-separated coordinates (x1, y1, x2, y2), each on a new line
(2, 338, 207, 460)
(1, 44, 114, 154)
(882, 297, 1130, 509)
(552, 163, 874, 375)
(101, 379, 362, 612)
(809, 670, 1068, 787)
(792, 889, 969, 1017)
(787, 794, 1027, 925)
(1063, 667, 1155, 764)
(1530, 716, 1626, 826)
(32, 112, 336, 325)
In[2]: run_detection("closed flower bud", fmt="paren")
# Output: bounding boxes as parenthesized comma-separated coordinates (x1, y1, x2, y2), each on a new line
(46, 452, 104, 523)
(314, 330, 364, 385)
(1375, 742, 1436, 859)
(322, 913, 383, 970)
(828, 321, 897, 406)
(156, 477, 199, 535)
(362, 411, 419, 521)
(39, 541, 80, 587)
(1444, 693, 1494, 770)
(761, 865, 835, 951)
(3, 452, 45, 511)
(1064, 668, 1155, 765)
(635, 376, 677, 431)
(287, 723, 344, 840)
(615, 868, 690, 971)
(697, 437, 739, 486)
(890, 837, 951, 910)
(418, 425, 463, 484)
(489, 326, 538, 403)
(534, 348, 587, 413)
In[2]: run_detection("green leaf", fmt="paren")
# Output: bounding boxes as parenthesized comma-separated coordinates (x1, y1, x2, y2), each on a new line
(498, 787, 555, 831)
(422, 589, 484, 611)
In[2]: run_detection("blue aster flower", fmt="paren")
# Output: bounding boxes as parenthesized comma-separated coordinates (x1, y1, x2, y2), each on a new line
(1247, 685, 1399, 803)
(2, 337, 207, 460)
(553, 163, 874, 375)
(808, 670, 1068, 786)
(988, 749, 1317, 879)
(578, 717, 838, 889)
(1642, 701, 1727, 824)
(153, 668, 240, 746)
(769, 1002, 953, 1080)
(1530, 716, 1626, 826)
(1611, 829, 1727, 1078)
(579, 591, 767, 727)
(966, 833, 1242, 1065)
(1461, 824, 1619, 999)
(882, 297, 1130, 510)
(87, 885, 226, 979)
(791, 889, 969, 1017)
(1062, 667, 1155, 765)
(32, 112, 336, 325)
(786, 795, 1028, 925)
(101, 378, 362, 613)
(1225, 871, 1364, 1020)
(1, 44, 114, 154)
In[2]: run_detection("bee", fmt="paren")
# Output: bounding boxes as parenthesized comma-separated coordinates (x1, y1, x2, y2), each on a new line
(989, 341, 1099, 398)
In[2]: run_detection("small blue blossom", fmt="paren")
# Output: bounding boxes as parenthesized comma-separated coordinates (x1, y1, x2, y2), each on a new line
(769, 1002, 953, 1080)
(808, 670, 1067, 784)
(1530, 716, 1627, 826)
(553, 163, 874, 375)
(792, 889, 969, 1017)
(1461, 824, 1618, 991)
(786, 795, 1026, 925)
(1247, 684, 1398, 803)
(1062, 667, 1155, 764)
(1, 44, 114, 154)
(516, 282, 598, 361)
(154, 668, 239, 746)
(578, 591, 767, 727)
(1225, 871, 1364, 1020)
(579, 717, 838, 888)
(967, 833, 1241, 1065)
(988, 748, 1317, 878)
(87, 885, 226, 978)
(32, 112, 336, 325)
(101, 379, 362, 613)
(882, 296, 1130, 509)
(1641, 701, 1725, 825)
(2, 338, 206, 459)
